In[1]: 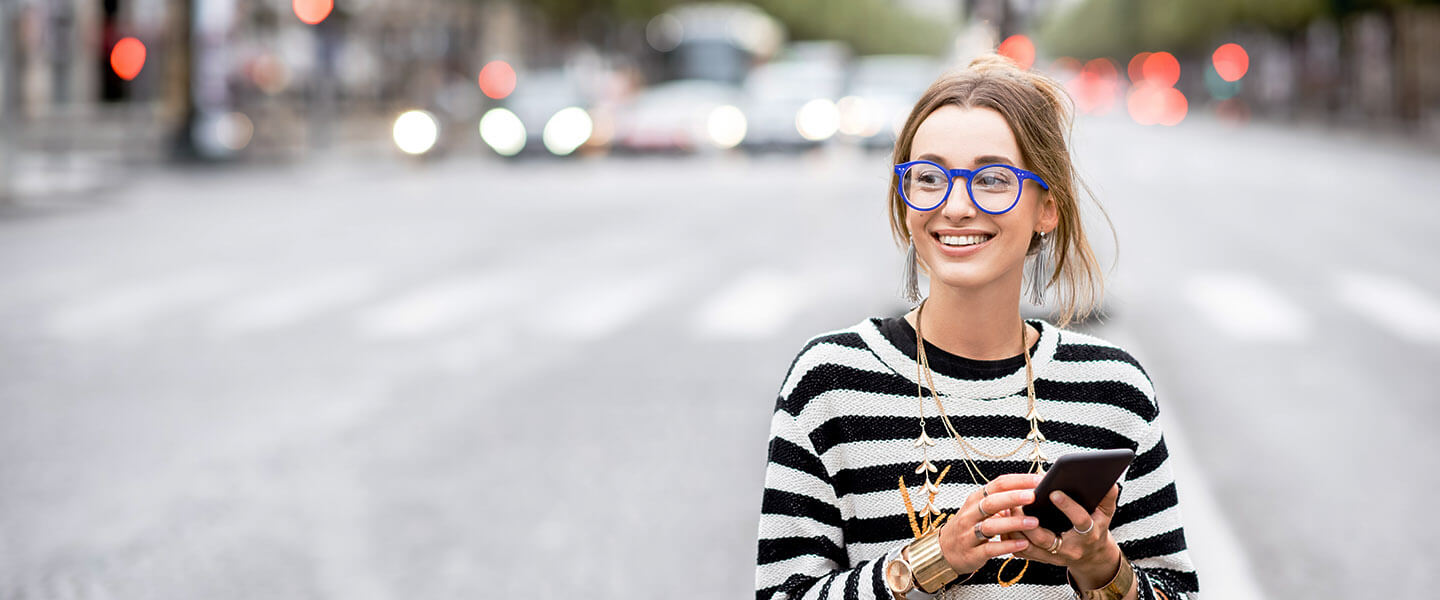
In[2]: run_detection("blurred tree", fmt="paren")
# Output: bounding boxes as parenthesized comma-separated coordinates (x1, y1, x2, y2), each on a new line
(517, 0, 949, 56)
(1039, 0, 1433, 58)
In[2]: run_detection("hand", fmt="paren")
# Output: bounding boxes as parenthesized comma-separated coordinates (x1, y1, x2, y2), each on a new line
(935, 473, 1043, 574)
(1002, 484, 1123, 588)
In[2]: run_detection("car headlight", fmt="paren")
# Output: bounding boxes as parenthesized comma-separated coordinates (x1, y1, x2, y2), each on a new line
(795, 98, 839, 141)
(393, 109, 440, 155)
(480, 108, 527, 156)
(542, 107, 593, 156)
(707, 105, 746, 149)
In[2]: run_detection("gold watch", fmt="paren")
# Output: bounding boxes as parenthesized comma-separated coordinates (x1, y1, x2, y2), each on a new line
(1067, 553, 1136, 600)
(885, 527, 958, 598)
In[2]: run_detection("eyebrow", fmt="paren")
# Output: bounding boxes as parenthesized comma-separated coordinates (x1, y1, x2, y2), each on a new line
(917, 153, 1017, 168)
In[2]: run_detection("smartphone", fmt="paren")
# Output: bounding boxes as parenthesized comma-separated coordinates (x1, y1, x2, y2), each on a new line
(1027, 448, 1135, 533)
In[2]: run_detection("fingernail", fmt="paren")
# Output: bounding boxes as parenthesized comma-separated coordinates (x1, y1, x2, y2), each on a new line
(1014, 540, 1028, 549)
(1024, 518, 1038, 528)
(1051, 491, 1064, 503)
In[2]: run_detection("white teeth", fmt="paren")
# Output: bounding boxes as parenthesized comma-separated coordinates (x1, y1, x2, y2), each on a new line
(938, 234, 991, 247)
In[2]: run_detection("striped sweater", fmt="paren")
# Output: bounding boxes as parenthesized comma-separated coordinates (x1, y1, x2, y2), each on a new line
(755, 316, 1199, 600)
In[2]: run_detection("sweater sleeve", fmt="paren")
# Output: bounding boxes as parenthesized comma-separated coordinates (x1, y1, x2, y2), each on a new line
(755, 406, 908, 600)
(1110, 390, 1201, 599)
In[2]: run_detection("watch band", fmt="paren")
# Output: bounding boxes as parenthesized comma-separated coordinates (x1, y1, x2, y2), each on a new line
(1067, 554, 1136, 600)
(906, 527, 959, 594)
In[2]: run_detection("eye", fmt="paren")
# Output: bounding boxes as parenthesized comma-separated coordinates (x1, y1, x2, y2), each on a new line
(972, 169, 1017, 191)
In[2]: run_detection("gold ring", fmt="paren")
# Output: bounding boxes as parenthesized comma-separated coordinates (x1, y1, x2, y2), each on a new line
(974, 523, 988, 542)
(1047, 536, 1062, 554)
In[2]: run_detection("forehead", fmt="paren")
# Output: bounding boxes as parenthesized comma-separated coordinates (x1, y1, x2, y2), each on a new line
(909, 105, 1023, 168)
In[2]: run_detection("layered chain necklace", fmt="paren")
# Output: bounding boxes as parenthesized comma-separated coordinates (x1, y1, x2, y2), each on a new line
(901, 297, 1049, 587)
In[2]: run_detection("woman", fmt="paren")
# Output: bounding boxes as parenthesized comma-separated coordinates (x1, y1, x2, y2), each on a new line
(754, 55, 1199, 600)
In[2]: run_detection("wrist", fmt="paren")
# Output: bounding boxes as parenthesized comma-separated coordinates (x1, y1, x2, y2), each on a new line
(1067, 545, 1136, 600)
(1068, 542, 1122, 589)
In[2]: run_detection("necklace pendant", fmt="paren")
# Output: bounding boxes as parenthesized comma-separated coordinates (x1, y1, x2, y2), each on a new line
(914, 429, 937, 448)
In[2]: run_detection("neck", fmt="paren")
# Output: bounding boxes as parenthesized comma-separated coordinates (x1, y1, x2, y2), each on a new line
(908, 278, 1031, 361)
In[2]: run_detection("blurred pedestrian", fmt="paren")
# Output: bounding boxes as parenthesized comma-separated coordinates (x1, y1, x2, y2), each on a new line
(755, 54, 1199, 600)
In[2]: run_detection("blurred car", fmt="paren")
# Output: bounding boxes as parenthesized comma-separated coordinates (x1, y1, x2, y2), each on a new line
(840, 55, 944, 151)
(610, 79, 745, 153)
(480, 70, 596, 158)
(739, 58, 847, 151)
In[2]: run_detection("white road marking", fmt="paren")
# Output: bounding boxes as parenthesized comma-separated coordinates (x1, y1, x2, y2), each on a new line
(1183, 272, 1309, 342)
(47, 271, 241, 340)
(355, 273, 519, 340)
(1101, 329, 1265, 600)
(693, 267, 810, 340)
(530, 270, 675, 342)
(1334, 270, 1440, 345)
(208, 270, 379, 337)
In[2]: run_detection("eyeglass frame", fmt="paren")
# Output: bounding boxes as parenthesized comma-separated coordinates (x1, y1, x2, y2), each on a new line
(892, 160, 1051, 214)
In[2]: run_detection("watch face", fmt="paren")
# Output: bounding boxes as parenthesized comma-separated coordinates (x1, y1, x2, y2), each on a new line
(884, 559, 913, 592)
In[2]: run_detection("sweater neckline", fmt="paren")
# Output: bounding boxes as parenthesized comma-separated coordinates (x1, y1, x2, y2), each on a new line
(860, 314, 1059, 400)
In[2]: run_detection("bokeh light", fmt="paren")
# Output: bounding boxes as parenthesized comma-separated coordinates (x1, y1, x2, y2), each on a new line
(997, 35, 1036, 70)
(1128, 52, 1152, 83)
(109, 37, 146, 81)
(292, 0, 333, 26)
(479, 61, 517, 100)
(1213, 43, 1250, 82)
(1142, 52, 1181, 87)
(542, 107, 594, 156)
(479, 108, 526, 156)
(795, 99, 839, 142)
(707, 105, 748, 149)
(1129, 83, 1188, 126)
(1069, 58, 1119, 115)
(216, 112, 254, 151)
(392, 110, 440, 156)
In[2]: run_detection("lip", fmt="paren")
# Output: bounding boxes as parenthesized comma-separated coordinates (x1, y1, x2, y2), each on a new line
(930, 230, 995, 257)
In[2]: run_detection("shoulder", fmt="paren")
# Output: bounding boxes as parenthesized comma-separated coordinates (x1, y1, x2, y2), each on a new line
(1050, 326, 1150, 379)
(773, 317, 888, 417)
(1044, 325, 1160, 422)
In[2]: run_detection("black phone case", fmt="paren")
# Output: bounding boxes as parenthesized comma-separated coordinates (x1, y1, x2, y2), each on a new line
(1028, 448, 1135, 533)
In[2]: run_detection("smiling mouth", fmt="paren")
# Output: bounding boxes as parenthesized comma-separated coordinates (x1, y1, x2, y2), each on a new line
(934, 233, 994, 248)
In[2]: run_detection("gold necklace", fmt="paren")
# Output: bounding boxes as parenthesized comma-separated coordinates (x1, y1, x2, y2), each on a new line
(908, 297, 1049, 586)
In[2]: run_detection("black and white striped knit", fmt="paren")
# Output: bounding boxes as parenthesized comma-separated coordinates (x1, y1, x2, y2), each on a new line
(755, 316, 1200, 600)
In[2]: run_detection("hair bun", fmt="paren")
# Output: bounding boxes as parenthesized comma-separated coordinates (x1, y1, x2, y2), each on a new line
(966, 53, 1025, 74)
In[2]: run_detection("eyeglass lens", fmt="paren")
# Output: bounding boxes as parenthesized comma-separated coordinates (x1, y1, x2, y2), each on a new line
(901, 164, 1021, 212)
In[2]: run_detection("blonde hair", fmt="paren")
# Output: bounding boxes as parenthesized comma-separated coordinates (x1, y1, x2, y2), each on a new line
(887, 54, 1111, 327)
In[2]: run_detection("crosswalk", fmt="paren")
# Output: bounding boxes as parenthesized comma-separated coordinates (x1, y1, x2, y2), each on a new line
(17, 263, 1440, 350)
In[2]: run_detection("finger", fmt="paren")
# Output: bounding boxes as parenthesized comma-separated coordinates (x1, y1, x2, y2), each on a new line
(983, 473, 1045, 494)
(978, 489, 1036, 516)
(1047, 490, 1094, 530)
(976, 515, 1039, 537)
(980, 537, 1029, 558)
(1095, 484, 1121, 518)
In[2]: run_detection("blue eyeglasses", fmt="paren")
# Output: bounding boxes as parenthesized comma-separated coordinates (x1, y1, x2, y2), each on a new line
(893, 160, 1050, 214)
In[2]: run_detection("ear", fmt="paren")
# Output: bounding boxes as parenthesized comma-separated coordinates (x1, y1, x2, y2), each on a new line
(1037, 191, 1059, 233)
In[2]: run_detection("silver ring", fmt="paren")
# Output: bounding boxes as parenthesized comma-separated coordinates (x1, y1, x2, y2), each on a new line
(982, 483, 990, 497)
(976, 502, 991, 519)
(1073, 520, 1095, 535)
(974, 523, 988, 542)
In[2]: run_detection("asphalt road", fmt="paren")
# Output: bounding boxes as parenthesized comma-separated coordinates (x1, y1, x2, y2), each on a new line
(1, 113, 1436, 599)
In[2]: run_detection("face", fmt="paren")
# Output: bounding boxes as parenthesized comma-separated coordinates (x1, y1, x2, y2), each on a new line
(903, 105, 1058, 296)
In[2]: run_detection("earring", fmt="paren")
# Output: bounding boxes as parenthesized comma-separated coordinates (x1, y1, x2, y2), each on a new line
(1028, 232, 1050, 306)
(902, 235, 923, 304)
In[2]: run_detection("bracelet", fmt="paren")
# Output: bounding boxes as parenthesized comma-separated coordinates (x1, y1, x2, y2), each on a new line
(906, 527, 960, 593)
(1066, 552, 1135, 600)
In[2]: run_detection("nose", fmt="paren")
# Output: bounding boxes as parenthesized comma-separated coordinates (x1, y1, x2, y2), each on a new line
(939, 180, 978, 220)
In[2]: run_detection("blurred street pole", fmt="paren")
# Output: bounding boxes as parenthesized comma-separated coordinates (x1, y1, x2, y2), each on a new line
(170, 0, 200, 161)
(0, 0, 16, 202)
